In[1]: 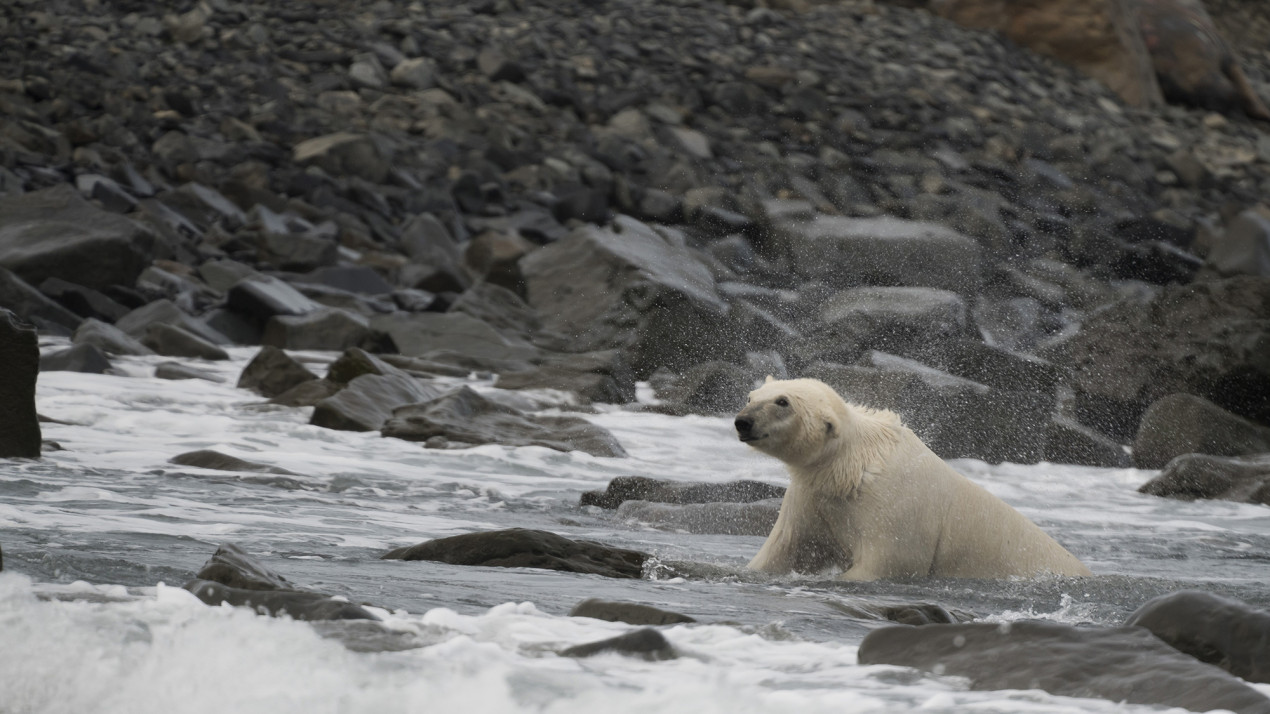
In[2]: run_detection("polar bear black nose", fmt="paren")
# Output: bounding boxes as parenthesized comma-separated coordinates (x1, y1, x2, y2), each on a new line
(735, 416, 753, 435)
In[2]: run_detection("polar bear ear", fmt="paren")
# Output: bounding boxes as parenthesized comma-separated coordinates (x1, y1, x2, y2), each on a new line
(764, 375, 775, 384)
(825, 421, 834, 435)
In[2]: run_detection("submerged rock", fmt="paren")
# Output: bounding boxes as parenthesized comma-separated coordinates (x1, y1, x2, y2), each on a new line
(381, 528, 649, 579)
(312, 372, 443, 432)
(560, 628, 677, 660)
(1125, 590, 1270, 684)
(39, 343, 113, 374)
(570, 599, 696, 626)
(0, 310, 41, 458)
(169, 450, 297, 476)
(858, 620, 1270, 714)
(382, 386, 626, 457)
(1138, 453, 1270, 505)
(616, 499, 781, 536)
(580, 476, 785, 510)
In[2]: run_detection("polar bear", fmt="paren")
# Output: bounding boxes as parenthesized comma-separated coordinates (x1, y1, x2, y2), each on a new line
(734, 377, 1091, 580)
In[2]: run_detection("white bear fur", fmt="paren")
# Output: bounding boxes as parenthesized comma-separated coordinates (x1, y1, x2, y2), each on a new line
(738, 377, 1091, 580)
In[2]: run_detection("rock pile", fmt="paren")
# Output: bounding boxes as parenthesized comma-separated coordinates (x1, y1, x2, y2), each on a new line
(1, 0, 1267, 467)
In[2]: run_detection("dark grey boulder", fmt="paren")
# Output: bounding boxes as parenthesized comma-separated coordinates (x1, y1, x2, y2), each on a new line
(269, 379, 344, 408)
(520, 216, 731, 377)
(449, 281, 544, 341)
(326, 347, 409, 384)
(155, 362, 224, 382)
(495, 350, 636, 404)
(382, 528, 648, 579)
(1133, 393, 1270, 469)
(184, 545, 380, 622)
(382, 386, 626, 457)
(312, 373, 443, 432)
(38, 277, 130, 323)
(1125, 590, 1270, 684)
(115, 299, 231, 346)
(858, 620, 1270, 714)
(1138, 453, 1270, 505)
(570, 599, 696, 626)
(652, 360, 755, 415)
(371, 311, 538, 363)
(72, 319, 154, 356)
(808, 352, 1054, 464)
(237, 346, 318, 398)
(40, 343, 113, 374)
(581, 476, 785, 509)
(1208, 209, 1270, 277)
(292, 132, 389, 183)
(262, 308, 371, 352)
(1045, 415, 1131, 468)
(0, 266, 83, 332)
(0, 310, 41, 458)
(226, 275, 323, 322)
(299, 266, 393, 296)
(0, 184, 158, 291)
(777, 214, 983, 294)
(795, 286, 969, 365)
(616, 499, 781, 536)
(560, 628, 677, 660)
(899, 338, 1066, 397)
(169, 450, 297, 476)
(197, 259, 258, 294)
(142, 323, 230, 361)
(1057, 276, 1270, 439)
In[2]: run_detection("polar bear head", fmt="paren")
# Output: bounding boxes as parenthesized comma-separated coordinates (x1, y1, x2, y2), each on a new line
(734, 377, 850, 468)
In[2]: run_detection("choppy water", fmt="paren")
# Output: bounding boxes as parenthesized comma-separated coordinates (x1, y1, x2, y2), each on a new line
(4, 343, 1270, 713)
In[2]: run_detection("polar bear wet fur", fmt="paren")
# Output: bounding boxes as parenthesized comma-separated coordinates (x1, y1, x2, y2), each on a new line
(734, 377, 1090, 580)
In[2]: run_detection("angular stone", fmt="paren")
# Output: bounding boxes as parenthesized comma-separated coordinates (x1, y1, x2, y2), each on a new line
(326, 347, 404, 384)
(900, 338, 1066, 397)
(1210, 210, 1270, 278)
(184, 544, 377, 621)
(226, 275, 323, 322)
(521, 217, 731, 377)
(1133, 393, 1270, 469)
(311, 373, 443, 432)
(1045, 415, 1131, 468)
(39, 277, 130, 323)
(0, 267, 84, 332)
(237, 346, 318, 398)
(40, 343, 112, 374)
(300, 266, 393, 296)
(579, 476, 785, 510)
(0, 310, 41, 458)
(1138, 454, 1270, 505)
(371, 312, 537, 363)
(381, 528, 648, 579)
(569, 599, 696, 626)
(72, 319, 154, 356)
(777, 215, 983, 294)
(655, 360, 755, 415)
(154, 362, 224, 382)
(495, 350, 635, 404)
(292, 132, 388, 183)
(262, 308, 371, 352)
(142, 323, 230, 361)
(382, 386, 626, 457)
(269, 379, 343, 408)
(797, 287, 969, 364)
(0, 184, 158, 291)
(1126, 590, 1270, 684)
(808, 352, 1054, 464)
(390, 57, 436, 89)
(115, 299, 231, 346)
(858, 620, 1270, 714)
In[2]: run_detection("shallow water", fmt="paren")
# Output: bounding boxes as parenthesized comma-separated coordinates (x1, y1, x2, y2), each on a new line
(4, 345, 1270, 714)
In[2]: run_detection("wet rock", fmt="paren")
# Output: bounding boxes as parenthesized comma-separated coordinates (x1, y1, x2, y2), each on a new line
(292, 132, 389, 183)
(570, 599, 696, 626)
(371, 312, 538, 363)
(616, 499, 781, 536)
(447, 281, 544, 341)
(0, 184, 158, 291)
(312, 373, 443, 432)
(72, 318, 154, 356)
(1208, 210, 1270, 277)
(0, 267, 83, 332)
(142, 323, 230, 361)
(262, 308, 372, 352)
(299, 266, 393, 296)
(326, 347, 404, 384)
(808, 352, 1054, 464)
(561, 628, 677, 660)
(226, 275, 323, 323)
(154, 361, 224, 382)
(899, 338, 1066, 397)
(520, 216, 731, 377)
(1133, 393, 1270, 469)
(237, 346, 318, 398)
(879, 604, 965, 626)
(1058, 276, 1270, 439)
(795, 287, 969, 365)
(381, 528, 648, 579)
(1045, 415, 1131, 467)
(39, 277, 130, 323)
(40, 343, 113, 374)
(1138, 453, 1270, 504)
(776, 215, 983, 294)
(169, 450, 298, 476)
(1125, 590, 1270, 684)
(382, 386, 626, 457)
(269, 379, 344, 407)
(495, 349, 636, 404)
(185, 543, 378, 621)
(116, 299, 231, 346)
(858, 620, 1270, 714)
(580, 476, 785, 510)
(0, 310, 41, 458)
(653, 360, 756, 415)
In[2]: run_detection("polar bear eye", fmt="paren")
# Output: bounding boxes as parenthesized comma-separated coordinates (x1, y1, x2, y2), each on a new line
(775, 397, 789, 407)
